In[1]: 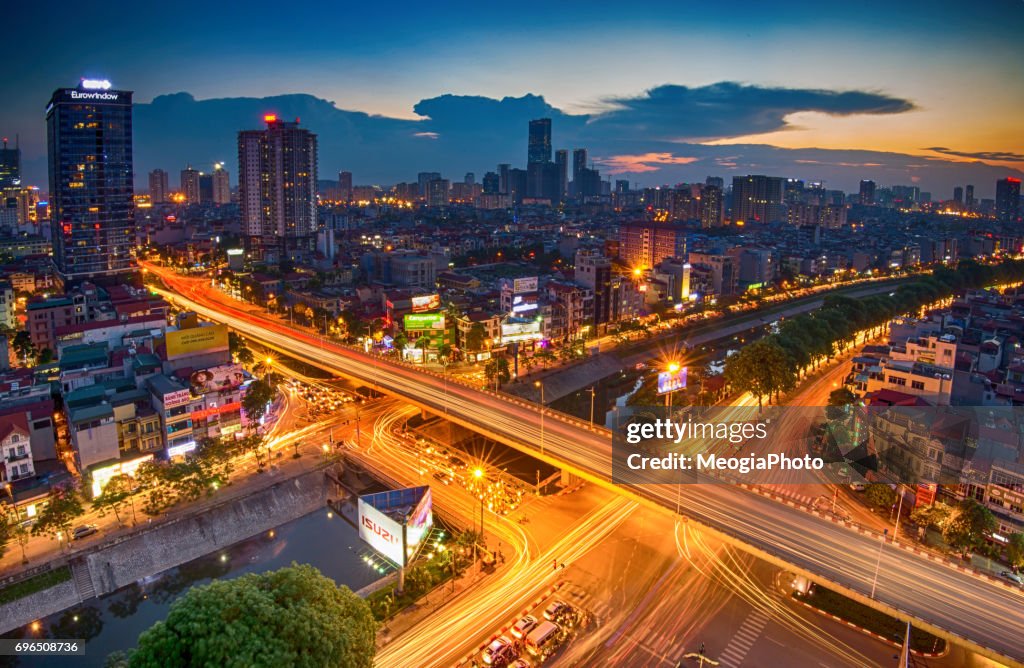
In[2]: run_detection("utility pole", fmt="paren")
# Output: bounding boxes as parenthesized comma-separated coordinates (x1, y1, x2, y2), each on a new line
(587, 386, 596, 426)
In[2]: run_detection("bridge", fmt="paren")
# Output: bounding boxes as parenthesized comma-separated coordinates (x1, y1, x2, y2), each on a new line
(149, 273, 1024, 667)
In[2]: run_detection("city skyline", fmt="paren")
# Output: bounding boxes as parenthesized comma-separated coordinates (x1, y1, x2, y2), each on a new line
(2, 0, 1022, 196)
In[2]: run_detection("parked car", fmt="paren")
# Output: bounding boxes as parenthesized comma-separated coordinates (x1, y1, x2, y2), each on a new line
(511, 614, 538, 639)
(998, 571, 1023, 585)
(72, 524, 99, 540)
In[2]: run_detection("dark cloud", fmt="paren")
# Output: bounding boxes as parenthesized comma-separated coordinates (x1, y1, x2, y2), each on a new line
(923, 147, 1024, 162)
(589, 82, 915, 141)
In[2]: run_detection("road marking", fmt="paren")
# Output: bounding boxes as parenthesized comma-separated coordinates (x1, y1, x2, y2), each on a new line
(717, 608, 771, 667)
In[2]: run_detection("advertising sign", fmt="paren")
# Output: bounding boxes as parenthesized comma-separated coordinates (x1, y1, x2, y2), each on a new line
(411, 294, 441, 313)
(189, 364, 246, 394)
(513, 277, 538, 294)
(163, 388, 192, 408)
(166, 324, 229, 360)
(500, 318, 543, 343)
(657, 366, 687, 395)
(358, 498, 405, 565)
(405, 487, 433, 549)
(404, 313, 445, 331)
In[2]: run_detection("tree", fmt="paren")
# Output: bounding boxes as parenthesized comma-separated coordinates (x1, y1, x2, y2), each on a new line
(32, 484, 85, 549)
(38, 348, 54, 364)
(437, 343, 453, 363)
(243, 378, 277, 425)
(0, 516, 8, 560)
(12, 330, 36, 364)
(483, 357, 511, 388)
(415, 336, 432, 358)
(723, 339, 793, 410)
(466, 322, 486, 351)
(10, 519, 31, 563)
(910, 502, 952, 531)
(130, 564, 376, 668)
(825, 388, 857, 422)
(864, 483, 897, 510)
(1007, 533, 1024, 570)
(943, 498, 996, 556)
(236, 347, 255, 366)
(196, 436, 238, 484)
(92, 474, 133, 527)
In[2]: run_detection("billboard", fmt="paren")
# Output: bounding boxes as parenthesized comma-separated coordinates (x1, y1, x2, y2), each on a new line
(357, 486, 434, 567)
(657, 366, 687, 395)
(513, 277, 538, 294)
(404, 313, 445, 331)
(189, 364, 245, 394)
(163, 388, 191, 408)
(166, 324, 229, 360)
(411, 294, 441, 313)
(501, 318, 543, 343)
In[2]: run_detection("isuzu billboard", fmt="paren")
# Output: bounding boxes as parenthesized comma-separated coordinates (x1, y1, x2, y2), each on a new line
(357, 486, 434, 567)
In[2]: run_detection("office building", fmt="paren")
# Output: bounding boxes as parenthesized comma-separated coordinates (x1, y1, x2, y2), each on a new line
(554, 149, 568, 201)
(212, 164, 230, 204)
(238, 115, 318, 261)
(47, 80, 136, 281)
(0, 138, 20, 189)
(528, 118, 552, 165)
(426, 178, 450, 207)
(965, 184, 975, 209)
(859, 180, 876, 205)
(701, 185, 724, 228)
(572, 149, 587, 192)
(996, 177, 1021, 222)
(731, 175, 785, 223)
(149, 169, 168, 203)
(181, 167, 201, 203)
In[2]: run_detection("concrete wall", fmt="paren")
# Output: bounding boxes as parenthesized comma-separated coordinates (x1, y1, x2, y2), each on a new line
(0, 468, 330, 635)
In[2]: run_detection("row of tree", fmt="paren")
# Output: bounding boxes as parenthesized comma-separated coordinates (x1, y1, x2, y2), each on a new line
(724, 259, 1024, 408)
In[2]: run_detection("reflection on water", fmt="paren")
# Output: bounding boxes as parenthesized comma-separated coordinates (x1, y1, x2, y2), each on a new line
(1, 507, 382, 667)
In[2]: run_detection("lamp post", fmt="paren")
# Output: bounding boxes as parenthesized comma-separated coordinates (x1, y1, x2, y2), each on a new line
(534, 380, 545, 457)
(587, 386, 596, 427)
(892, 484, 905, 544)
(4, 482, 18, 521)
(870, 529, 889, 598)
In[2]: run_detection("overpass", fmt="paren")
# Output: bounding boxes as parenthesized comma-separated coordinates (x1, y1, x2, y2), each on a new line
(150, 276, 1024, 667)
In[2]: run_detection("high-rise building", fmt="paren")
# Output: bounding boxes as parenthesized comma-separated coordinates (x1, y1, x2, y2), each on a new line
(615, 180, 629, 194)
(965, 184, 975, 209)
(199, 173, 214, 202)
(528, 118, 552, 165)
(482, 171, 499, 195)
(148, 169, 168, 203)
(0, 137, 20, 189)
(859, 180, 876, 205)
(705, 176, 724, 190)
(338, 171, 353, 200)
(464, 172, 474, 185)
(181, 166, 201, 203)
(996, 177, 1021, 222)
(47, 80, 136, 281)
(212, 163, 230, 204)
(238, 115, 318, 261)
(554, 149, 568, 201)
(618, 222, 687, 270)
(700, 185, 724, 228)
(731, 175, 785, 223)
(426, 178, 450, 207)
(507, 168, 527, 203)
(417, 172, 441, 197)
(572, 149, 587, 190)
(575, 250, 612, 331)
(953, 186, 963, 204)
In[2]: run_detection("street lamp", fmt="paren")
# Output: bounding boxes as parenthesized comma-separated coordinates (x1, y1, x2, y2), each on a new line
(3, 482, 18, 521)
(534, 380, 545, 456)
(473, 468, 486, 559)
(587, 386, 596, 427)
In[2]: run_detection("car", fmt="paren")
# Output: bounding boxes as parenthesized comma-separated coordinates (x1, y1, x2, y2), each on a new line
(849, 482, 867, 492)
(508, 661, 531, 668)
(72, 524, 99, 540)
(998, 571, 1023, 585)
(543, 600, 571, 621)
(511, 614, 538, 639)
(482, 636, 513, 664)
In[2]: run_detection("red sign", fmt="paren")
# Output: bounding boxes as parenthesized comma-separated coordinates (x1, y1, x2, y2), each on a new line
(361, 515, 399, 545)
(192, 401, 241, 421)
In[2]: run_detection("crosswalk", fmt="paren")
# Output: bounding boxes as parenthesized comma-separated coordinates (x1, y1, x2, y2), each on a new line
(718, 608, 771, 667)
(561, 582, 614, 625)
(760, 484, 815, 508)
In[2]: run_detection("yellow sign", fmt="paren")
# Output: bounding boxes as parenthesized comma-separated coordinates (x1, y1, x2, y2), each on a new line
(166, 324, 229, 360)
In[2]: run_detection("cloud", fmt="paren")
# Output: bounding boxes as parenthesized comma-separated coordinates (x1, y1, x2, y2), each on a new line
(588, 82, 915, 142)
(923, 147, 1024, 162)
(413, 132, 439, 139)
(595, 153, 699, 175)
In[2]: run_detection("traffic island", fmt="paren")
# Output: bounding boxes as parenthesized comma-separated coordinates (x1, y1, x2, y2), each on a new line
(792, 584, 946, 656)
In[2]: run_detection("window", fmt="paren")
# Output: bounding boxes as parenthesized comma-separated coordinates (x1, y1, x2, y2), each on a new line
(911, 381, 925, 391)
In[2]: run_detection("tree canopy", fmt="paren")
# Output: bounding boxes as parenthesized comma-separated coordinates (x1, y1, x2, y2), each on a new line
(129, 564, 376, 668)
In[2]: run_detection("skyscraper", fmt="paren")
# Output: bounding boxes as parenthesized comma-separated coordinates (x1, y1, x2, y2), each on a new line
(528, 118, 552, 165)
(0, 137, 20, 189)
(212, 163, 231, 204)
(701, 185, 724, 228)
(238, 115, 318, 261)
(859, 180, 876, 205)
(572, 149, 587, 188)
(497, 164, 510, 195)
(731, 175, 785, 223)
(996, 177, 1021, 222)
(338, 171, 353, 200)
(47, 80, 135, 281)
(965, 184, 975, 209)
(554, 149, 568, 201)
(181, 166, 201, 203)
(953, 186, 963, 204)
(149, 169, 168, 203)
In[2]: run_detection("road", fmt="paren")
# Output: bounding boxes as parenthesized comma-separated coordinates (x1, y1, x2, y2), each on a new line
(144, 262, 1024, 666)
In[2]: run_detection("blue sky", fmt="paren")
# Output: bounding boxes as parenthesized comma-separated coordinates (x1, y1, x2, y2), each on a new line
(4, 0, 1023, 195)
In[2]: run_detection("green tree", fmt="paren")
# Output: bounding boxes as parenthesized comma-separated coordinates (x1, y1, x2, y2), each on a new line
(243, 378, 277, 425)
(129, 564, 376, 668)
(415, 336, 432, 358)
(0, 515, 9, 560)
(38, 347, 54, 364)
(236, 346, 255, 366)
(12, 330, 36, 364)
(910, 502, 952, 531)
(32, 483, 85, 549)
(437, 343, 453, 363)
(825, 388, 857, 422)
(1006, 533, 1024, 570)
(465, 322, 486, 351)
(9, 519, 31, 563)
(943, 498, 996, 556)
(864, 483, 897, 510)
(92, 474, 134, 527)
(196, 436, 238, 484)
(483, 357, 511, 388)
(723, 339, 793, 410)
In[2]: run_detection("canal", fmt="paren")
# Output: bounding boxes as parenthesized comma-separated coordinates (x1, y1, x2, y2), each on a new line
(3, 508, 382, 667)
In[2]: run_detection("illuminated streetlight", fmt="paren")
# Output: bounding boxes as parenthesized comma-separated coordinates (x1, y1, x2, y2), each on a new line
(534, 380, 545, 457)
